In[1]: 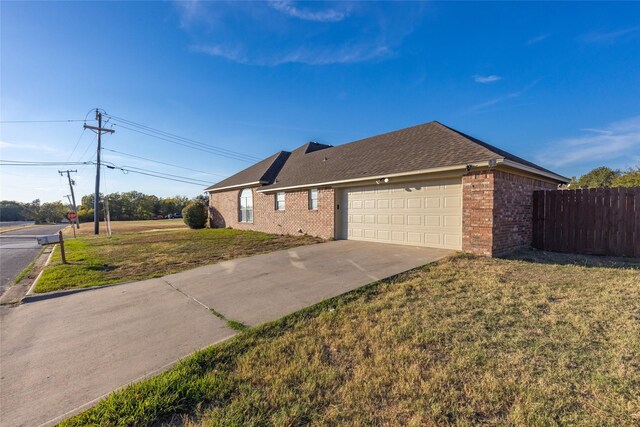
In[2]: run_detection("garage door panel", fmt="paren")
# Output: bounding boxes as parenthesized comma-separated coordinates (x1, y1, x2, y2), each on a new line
(444, 215, 461, 227)
(377, 214, 390, 224)
(425, 233, 441, 245)
(391, 215, 405, 225)
(391, 231, 405, 242)
(407, 198, 422, 208)
(444, 196, 461, 208)
(407, 215, 421, 225)
(425, 215, 440, 226)
(444, 234, 461, 247)
(345, 179, 462, 250)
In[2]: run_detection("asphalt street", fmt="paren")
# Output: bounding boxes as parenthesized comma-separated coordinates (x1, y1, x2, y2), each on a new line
(0, 224, 67, 296)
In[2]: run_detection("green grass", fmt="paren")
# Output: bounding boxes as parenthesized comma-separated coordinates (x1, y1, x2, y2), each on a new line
(60, 252, 640, 426)
(11, 248, 42, 284)
(210, 308, 249, 332)
(35, 228, 322, 293)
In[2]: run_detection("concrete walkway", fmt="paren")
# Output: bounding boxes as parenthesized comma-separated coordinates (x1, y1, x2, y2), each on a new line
(0, 241, 451, 426)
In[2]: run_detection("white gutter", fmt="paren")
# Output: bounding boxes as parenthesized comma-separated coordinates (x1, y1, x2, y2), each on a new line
(500, 159, 570, 183)
(205, 181, 265, 193)
(255, 158, 568, 193)
(256, 162, 486, 193)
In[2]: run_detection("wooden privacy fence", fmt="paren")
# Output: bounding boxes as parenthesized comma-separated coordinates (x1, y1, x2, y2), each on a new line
(532, 187, 640, 258)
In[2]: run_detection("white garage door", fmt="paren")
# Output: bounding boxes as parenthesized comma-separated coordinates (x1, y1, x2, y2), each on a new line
(343, 178, 462, 250)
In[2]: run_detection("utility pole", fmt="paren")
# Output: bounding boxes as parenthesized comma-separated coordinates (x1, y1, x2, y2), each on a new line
(84, 109, 114, 235)
(59, 169, 80, 229)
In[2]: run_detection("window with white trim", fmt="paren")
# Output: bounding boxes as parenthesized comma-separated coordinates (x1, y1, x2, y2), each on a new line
(275, 192, 285, 211)
(309, 188, 318, 210)
(239, 188, 253, 223)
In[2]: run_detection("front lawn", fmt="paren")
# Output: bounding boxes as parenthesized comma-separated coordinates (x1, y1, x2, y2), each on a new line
(60, 251, 640, 426)
(35, 228, 322, 293)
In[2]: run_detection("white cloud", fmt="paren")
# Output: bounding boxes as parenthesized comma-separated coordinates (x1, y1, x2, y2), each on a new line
(536, 116, 640, 167)
(176, 2, 423, 66)
(526, 34, 549, 45)
(473, 74, 502, 84)
(0, 140, 57, 153)
(582, 26, 640, 43)
(268, 1, 351, 23)
(470, 79, 541, 112)
(193, 43, 391, 66)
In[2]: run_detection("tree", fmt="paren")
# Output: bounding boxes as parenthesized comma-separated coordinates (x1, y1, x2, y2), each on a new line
(193, 194, 208, 205)
(0, 201, 27, 221)
(34, 202, 67, 224)
(611, 166, 640, 188)
(575, 166, 620, 189)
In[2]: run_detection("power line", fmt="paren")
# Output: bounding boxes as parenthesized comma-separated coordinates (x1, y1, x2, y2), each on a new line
(66, 128, 87, 162)
(106, 164, 210, 187)
(0, 160, 92, 166)
(104, 114, 260, 163)
(105, 113, 260, 160)
(111, 122, 258, 163)
(104, 162, 212, 185)
(1, 158, 211, 187)
(102, 147, 228, 178)
(0, 119, 89, 123)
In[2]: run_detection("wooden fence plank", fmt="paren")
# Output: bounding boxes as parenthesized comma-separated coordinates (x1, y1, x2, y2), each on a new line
(532, 186, 640, 258)
(624, 189, 634, 257)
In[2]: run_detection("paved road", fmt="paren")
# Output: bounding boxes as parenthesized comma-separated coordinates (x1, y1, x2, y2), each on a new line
(0, 241, 452, 426)
(0, 224, 67, 296)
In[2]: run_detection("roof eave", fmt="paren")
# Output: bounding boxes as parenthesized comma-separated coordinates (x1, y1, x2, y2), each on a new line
(256, 158, 567, 193)
(205, 180, 266, 193)
(500, 159, 569, 183)
(256, 162, 478, 193)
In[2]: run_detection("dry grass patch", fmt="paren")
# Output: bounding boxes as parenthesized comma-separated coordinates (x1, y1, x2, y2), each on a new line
(61, 251, 640, 426)
(36, 228, 322, 293)
(66, 219, 188, 237)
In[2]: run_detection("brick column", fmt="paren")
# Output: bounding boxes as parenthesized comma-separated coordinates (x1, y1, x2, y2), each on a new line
(462, 170, 557, 256)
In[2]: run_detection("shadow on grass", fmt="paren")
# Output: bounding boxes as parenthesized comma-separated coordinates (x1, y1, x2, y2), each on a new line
(501, 248, 640, 270)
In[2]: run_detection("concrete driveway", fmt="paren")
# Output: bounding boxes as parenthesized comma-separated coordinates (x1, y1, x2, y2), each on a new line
(0, 240, 452, 426)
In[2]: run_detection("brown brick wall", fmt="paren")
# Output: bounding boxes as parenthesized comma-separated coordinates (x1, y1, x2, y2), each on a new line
(209, 187, 334, 239)
(462, 170, 495, 256)
(462, 170, 557, 256)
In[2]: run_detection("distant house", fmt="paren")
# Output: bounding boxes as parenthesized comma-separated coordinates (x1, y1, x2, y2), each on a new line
(205, 121, 568, 256)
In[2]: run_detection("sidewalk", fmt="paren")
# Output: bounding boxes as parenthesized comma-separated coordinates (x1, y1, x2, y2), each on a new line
(0, 241, 451, 426)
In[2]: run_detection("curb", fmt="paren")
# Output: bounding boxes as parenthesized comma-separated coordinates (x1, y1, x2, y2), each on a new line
(26, 244, 57, 296)
(21, 277, 163, 304)
(38, 334, 236, 427)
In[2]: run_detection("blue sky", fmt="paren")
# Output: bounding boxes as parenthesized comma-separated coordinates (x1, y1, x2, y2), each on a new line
(1, 1, 639, 203)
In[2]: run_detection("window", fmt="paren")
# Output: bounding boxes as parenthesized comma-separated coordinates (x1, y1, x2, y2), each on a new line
(309, 188, 318, 210)
(239, 188, 253, 222)
(275, 192, 285, 211)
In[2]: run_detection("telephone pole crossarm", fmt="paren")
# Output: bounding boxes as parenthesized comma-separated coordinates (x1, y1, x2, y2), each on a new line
(83, 124, 114, 134)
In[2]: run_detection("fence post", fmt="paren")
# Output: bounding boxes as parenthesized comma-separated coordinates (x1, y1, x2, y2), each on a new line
(58, 230, 67, 264)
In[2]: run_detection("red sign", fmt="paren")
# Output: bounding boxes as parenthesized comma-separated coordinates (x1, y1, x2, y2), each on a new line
(67, 211, 77, 221)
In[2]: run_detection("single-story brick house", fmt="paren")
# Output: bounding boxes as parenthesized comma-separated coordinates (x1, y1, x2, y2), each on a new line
(206, 121, 568, 256)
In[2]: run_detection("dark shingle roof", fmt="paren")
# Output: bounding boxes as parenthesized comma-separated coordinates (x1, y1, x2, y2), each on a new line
(206, 121, 567, 192)
(205, 151, 290, 191)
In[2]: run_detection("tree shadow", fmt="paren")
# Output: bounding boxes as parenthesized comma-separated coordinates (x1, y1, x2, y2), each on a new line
(500, 248, 640, 270)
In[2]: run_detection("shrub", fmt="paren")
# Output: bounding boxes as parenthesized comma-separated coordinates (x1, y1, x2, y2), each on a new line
(182, 202, 207, 229)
